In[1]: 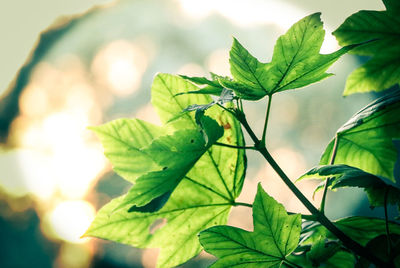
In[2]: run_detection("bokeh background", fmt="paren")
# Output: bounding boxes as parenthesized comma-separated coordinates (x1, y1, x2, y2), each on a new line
(0, 0, 387, 267)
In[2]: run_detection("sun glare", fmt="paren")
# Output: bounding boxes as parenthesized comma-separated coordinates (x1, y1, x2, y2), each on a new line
(46, 200, 96, 243)
(91, 40, 149, 96)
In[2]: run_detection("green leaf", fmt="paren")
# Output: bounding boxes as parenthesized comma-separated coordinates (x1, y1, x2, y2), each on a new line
(151, 73, 212, 129)
(227, 13, 354, 99)
(333, 1, 400, 94)
(151, 73, 246, 198)
(286, 247, 355, 268)
(384, 0, 400, 13)
(264, 13, 354, 95)
(306, 236, 341, 266)
(228, 38, 270, 100)
(91, 115, 223, 212)
(178, 74, 224, 96)
(88, 73, 246, 266)
(175, 86, 224, 96)
(324, 251, 356, 268)
(84, 180, 232, 268)
(119, 117, 223, 209)
(199, 184, 301, 267)
(301, 216, 400, 247)
(180, 74, 223, 88)
(218, 76, 267, 100)
(320, 89, 400, 181)
(89, 119, 165, 183)
(298, 164, 400, 209)
(364, 234, 400, 266)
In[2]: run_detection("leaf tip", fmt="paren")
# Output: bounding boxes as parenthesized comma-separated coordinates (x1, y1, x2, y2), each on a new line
(87, 125, 100, 133)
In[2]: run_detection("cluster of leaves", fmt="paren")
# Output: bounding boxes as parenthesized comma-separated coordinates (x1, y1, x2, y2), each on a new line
(85, 1, 400, 267)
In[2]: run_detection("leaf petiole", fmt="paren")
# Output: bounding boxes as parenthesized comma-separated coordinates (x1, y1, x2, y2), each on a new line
(216, 103, 236, 116)
(214, 142, 256, 150)
(261, 95, 272, 146)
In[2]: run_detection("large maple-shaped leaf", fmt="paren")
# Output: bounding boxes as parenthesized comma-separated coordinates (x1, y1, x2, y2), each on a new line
(199, 184, 301, 267)
(87, 74, 246, 267)
(333, 0, 400, 94)
(119, 117, 223, 210)
(224, 13, 354, 100)
(320, 89, 400, 181)
(92, 115, 223, 212)
(85, 180, 232, 268)
(298, 164, 400, 209)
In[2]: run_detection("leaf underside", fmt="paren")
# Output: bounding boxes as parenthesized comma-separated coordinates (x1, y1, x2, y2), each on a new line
(299, 164, 400, 209)
(301, 216, 400, 247)
(320, 89, 400, 182)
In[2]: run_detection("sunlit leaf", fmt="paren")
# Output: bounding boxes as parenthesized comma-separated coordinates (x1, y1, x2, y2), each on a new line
(299, 164, 400, 209)
(151, 73, 246, 198)
(89, 119, 164, 183)
(119, 116, 223, 210)
(228, 38, 270, 100)
(199, 184, 301, 267)
(218, 76, 266, 100)
(84, 180, 232, 268)
(301, 216, 400, 247)
(320, 89, 400, 181)
(227, 13, 354, 100)
(88, 73, 246, 266)
(263, 13, 355, 95)
(333, 0, 400, 94)
(179, 74, 224, 96)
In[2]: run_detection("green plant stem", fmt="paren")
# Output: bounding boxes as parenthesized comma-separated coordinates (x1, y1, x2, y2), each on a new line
(236, 111, 391, 268)
(261, 95, 272, 146)
(233, 202, 253, 208)
(216, 103, 237, 117)
(214, 142, 256, 150)
(320, 134, 339, 213)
